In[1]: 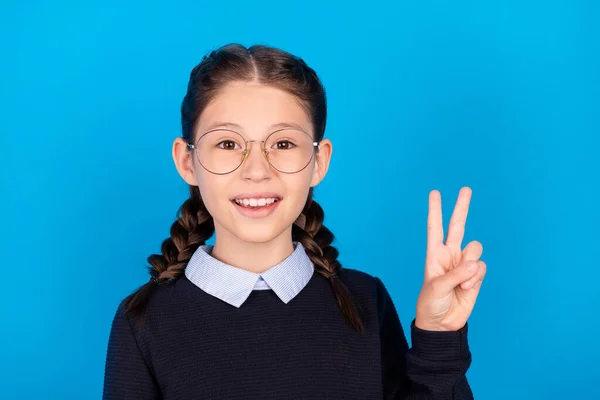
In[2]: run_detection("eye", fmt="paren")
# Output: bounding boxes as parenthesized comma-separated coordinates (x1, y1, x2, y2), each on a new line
(273, 140, 296, 150)
(217, 140, 241, 150)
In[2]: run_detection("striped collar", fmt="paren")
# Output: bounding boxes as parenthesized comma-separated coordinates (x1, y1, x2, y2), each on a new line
(184, 241, 314, 308)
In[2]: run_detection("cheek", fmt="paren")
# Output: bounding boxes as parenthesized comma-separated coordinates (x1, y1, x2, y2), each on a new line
(195, 169, 229, 216)
(283, 173, 312, 213)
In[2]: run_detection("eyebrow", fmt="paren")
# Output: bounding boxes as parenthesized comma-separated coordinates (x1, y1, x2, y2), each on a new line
(203, 121, 309, 134)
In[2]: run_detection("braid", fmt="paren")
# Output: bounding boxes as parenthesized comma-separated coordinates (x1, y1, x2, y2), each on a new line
(292, 189, 365, 335)
(124, 185, 214, 320)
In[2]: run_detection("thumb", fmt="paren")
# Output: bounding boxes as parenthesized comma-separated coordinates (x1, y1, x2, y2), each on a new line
(433, 260, 479, 295)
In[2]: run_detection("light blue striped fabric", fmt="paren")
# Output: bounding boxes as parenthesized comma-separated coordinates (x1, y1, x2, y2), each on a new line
(184, 241, 315, 308)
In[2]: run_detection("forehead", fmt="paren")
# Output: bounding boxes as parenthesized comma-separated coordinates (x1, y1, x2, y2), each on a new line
(197, 81, 313, 136)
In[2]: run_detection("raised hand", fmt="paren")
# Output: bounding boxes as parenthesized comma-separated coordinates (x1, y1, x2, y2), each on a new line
(415, 187, 486, 331)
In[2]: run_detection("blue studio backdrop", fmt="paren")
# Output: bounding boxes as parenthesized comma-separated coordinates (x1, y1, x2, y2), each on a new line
(1, 1, 598, 399)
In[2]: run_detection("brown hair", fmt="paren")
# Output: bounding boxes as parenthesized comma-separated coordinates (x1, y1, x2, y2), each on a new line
(124, 43, 364, 334)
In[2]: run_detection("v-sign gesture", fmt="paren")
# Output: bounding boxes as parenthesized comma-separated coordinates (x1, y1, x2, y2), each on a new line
(415, 187, 487, 331)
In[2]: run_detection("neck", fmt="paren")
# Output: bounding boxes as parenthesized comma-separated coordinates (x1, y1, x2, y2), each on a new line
(210, 226, 295, 274)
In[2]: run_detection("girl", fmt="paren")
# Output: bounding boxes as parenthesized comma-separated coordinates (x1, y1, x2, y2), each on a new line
(103, 43, 486, 399)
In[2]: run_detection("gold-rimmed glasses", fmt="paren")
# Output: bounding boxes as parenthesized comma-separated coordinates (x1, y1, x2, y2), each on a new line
(187, 128, 319, 175)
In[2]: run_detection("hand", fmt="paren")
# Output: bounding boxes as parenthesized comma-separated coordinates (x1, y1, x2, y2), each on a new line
(415, 187, 486, 331)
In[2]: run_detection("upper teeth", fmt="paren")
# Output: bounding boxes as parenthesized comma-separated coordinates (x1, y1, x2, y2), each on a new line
(234, 198, 278, 207)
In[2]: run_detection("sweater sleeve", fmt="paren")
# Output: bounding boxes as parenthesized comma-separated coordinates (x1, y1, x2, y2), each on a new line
(102, 302, 162, 400)
(375, 277, 474, 400)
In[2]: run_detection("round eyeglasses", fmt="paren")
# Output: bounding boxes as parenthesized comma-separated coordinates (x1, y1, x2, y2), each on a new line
(187, 128, 320, 175)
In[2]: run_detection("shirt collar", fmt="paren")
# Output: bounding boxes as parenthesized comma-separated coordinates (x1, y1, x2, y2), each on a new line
(184, 241, 314, 308)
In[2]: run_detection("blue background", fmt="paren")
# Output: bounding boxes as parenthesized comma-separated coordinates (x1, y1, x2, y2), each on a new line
(1, 0, 598, 398)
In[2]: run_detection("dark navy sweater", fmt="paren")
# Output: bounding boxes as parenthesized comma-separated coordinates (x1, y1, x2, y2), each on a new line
(103, 268, 473, 399)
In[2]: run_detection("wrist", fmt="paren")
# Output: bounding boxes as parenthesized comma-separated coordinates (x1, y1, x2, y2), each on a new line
(415, 316, 451, 332)
(415, 314, 467, 332)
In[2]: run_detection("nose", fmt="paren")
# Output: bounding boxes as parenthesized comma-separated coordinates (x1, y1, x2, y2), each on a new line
(240, 140, 271, 180)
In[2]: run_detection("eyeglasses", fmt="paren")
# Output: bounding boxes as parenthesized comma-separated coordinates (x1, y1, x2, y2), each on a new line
(187, 128, 319, 175)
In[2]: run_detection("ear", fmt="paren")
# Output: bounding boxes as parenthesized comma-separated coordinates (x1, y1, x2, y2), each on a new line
(310, 138, 332, 187)
(172, 137, 198, 186)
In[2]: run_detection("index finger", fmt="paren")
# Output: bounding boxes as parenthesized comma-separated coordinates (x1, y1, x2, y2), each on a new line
(427, 190, 444, 249)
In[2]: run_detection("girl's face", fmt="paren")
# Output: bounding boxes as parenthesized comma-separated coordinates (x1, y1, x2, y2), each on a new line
(173, 81, 332, 245)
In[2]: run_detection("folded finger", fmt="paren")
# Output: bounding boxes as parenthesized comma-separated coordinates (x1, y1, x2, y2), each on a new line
(461, 260, 486, 290)
(462, 240, 483, 262)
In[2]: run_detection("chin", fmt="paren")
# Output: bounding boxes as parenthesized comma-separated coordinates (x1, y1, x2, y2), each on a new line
(232, 225, 287, 244)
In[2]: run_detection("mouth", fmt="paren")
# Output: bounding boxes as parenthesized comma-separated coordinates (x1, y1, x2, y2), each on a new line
(230, 195, 282, 219)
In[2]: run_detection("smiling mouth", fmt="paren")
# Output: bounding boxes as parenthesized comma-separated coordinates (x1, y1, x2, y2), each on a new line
(230, 196, 282, 219)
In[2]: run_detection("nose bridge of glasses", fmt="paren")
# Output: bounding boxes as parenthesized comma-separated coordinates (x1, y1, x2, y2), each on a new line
(243, 139, 269, 160)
